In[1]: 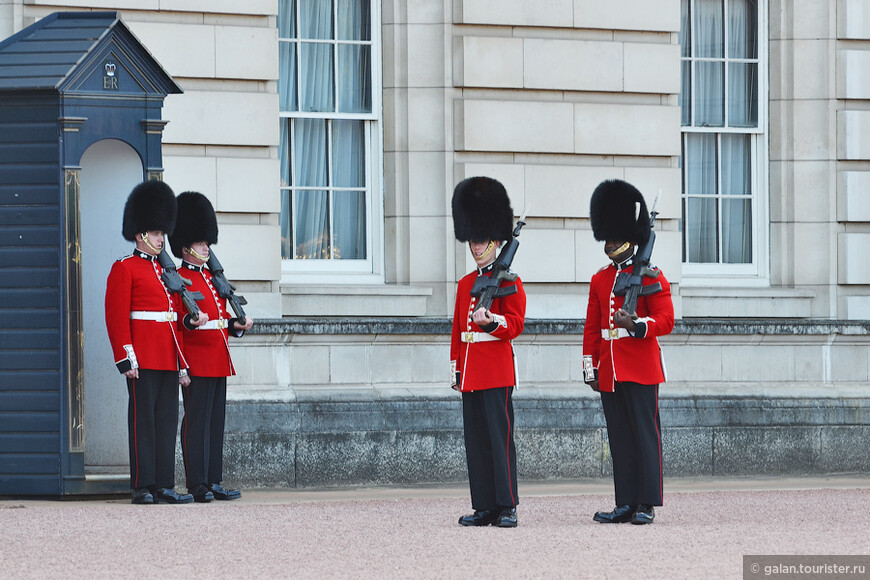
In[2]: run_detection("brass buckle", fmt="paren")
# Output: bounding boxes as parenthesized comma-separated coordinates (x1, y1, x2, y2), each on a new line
(609, 328, 619, 339)
(463, 331, 475, 343)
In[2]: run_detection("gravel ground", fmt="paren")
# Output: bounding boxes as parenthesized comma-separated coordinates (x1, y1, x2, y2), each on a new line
(1, 477, 869, 579)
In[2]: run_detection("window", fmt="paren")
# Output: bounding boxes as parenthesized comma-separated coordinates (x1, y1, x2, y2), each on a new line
(680, 0, 767, 281)
(278, 0, 382, 279)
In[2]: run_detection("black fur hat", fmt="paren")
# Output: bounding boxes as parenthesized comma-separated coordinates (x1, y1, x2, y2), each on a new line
(169, 191, 219, 258)
(122, 180, 177, 241)
(451, 176, 514, 243)
(589, 179, 650, 244)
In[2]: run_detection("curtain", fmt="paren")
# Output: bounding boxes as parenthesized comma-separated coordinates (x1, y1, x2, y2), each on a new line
(685, 133, 718, 262)
(680, 0, 691, 125)
(727, 0, 758, 127)
(338, 45, 371, 113)
(721, 134, 752, 263)
(294, 119, 330, 258)
(694, 0, 724, 126)
(332, 120, 366, 259)
(337, 0, 370, 40)
(280, 1, 371, 260)
(279, 119, 292, 257)
(278, 0, 297, 111)
(300, 0, 334, 111)
(336, 0, 371, 113)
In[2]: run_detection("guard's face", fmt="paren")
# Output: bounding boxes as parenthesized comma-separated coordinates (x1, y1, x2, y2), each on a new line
(186, 240, 210, 264)
(604, 240, 634, 263)
(137, 230, 164, 255)
(469, 239, 500, 268)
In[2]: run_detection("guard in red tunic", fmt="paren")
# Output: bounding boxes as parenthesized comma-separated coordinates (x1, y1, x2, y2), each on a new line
(105, 180, 207, 505)
(169, 191, 253, 503)
(450, 177, 526, 528)
(583, 179, 674, 525)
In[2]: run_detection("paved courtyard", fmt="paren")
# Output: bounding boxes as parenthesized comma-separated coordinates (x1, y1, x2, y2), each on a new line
(2, 476, 869, 579)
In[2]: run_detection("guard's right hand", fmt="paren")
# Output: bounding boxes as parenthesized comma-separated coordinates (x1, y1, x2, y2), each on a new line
(586, 379, 600, 392)
(124, 368, 139, 379)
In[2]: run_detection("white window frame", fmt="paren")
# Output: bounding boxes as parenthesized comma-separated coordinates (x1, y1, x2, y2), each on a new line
(680, 0, 769, 288)
(278, 0, 384, 285)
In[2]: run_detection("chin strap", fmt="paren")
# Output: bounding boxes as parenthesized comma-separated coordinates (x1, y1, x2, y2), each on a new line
(141, 233, 162, 255)
(186, 246, 209, 261)
(606, 241, 632, 259)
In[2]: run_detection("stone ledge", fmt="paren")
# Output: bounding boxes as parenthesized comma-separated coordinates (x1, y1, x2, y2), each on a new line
(214, 394, 870, 487)
(250, 317, 870, 336)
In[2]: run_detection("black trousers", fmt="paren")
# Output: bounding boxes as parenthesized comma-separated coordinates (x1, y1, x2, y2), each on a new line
(127, 369, 179, 490)
(600, 382, 663, 507)
(181, 376, 228, 488)
(462, 386, 518, 511)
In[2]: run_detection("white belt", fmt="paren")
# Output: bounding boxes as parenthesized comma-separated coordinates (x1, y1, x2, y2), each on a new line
(130, 311, 177, 322)
(602, 328, 630, 340)
(197, 319, 230, 330)
(461, 331, 500, 343)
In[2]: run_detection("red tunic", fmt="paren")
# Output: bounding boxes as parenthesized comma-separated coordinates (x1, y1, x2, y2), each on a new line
(105, 250, 188, 372)
(583, 262, 674, 393)
(450, 269, 526, 392)
(178, 262, 237, 378)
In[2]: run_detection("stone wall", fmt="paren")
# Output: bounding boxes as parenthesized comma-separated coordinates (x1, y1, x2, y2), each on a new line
(207, 319, 870, 488)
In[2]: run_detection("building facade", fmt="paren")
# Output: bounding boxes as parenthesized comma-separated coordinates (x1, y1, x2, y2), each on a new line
(1, 0, 869, 492)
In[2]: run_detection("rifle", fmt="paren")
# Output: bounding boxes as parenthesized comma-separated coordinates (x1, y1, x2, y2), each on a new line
(206, 250, 248, 322)
(612, 191, 662, 319)
(157, 249, 205, 318)
(469, 210, 528, 313)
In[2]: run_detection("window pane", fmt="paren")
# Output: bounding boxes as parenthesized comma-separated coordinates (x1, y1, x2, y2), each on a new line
(294, 118, 328, 187)
(332, 120, 365, 188)
(337, 44, 372, 113)
(695, 61, 724, 126)
(721, 134, 751, 196)
(728, 62, 758, 127)
(680, 0, 690, 58)
(681, 61, 691, 126)
(299, 0, 333, 39)
(295, 190, 330, 259)
(278, 0, 296, 38)
(280, 189, 293, 258)
(694, 0, 723, 58)
(728, 0, 757, 59)
(333, 190, 366, 259)
(686, 133, 717, 195)
(686, 197, 718, 262)
(278, 42, 297, 112)
(722, 198, 752, 263)
(279, 119, 291, 187)
(337, 0, 371, 41)
(300, 43, 334, 111)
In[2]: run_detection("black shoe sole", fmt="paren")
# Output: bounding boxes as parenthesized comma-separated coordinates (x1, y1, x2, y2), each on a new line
(593, 515, 632, 523)
(155, 496, 194, 504)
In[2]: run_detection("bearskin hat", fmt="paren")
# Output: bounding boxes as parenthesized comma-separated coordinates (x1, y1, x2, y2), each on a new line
(169, 191, 219, 259)
(121, 180, 177, 241)
(589, 179, 651, 244)
(451, 176, 514, 243)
